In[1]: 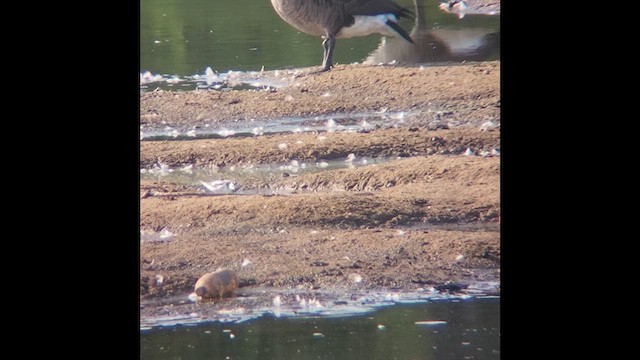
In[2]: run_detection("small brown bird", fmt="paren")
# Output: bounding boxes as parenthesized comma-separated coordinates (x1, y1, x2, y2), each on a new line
(194, 269, 239, 299)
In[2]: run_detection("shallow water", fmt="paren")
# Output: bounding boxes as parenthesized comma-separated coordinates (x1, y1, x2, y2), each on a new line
(140, 296, 500, 359)
(140, 0, 499, 91)
(140, 110, 418, 140)
(140, 154, 398, 193)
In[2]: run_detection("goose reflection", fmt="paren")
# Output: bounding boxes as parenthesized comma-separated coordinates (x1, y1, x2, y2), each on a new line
(363, 0, 499, 65)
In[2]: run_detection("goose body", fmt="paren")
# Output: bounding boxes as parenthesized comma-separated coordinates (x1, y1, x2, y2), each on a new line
(270, 0, 414, 71)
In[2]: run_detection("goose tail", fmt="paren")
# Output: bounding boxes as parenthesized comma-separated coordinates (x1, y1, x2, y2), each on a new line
(386, 20, 414, 44)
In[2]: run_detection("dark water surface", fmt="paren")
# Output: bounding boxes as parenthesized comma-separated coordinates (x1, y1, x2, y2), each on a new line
(141, 297, 500, 360)
(140, 0, 499, 89)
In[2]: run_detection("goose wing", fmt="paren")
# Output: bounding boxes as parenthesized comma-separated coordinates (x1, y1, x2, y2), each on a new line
(344, 0, 413, 18)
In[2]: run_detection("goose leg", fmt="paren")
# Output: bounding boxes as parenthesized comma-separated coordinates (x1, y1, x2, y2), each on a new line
(321, 35, 336, 71)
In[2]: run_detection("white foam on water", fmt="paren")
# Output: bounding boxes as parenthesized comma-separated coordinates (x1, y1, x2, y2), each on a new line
(415, 321, 448, 326)
(218, 129, 236, 137)
(142, 282, 498, 329)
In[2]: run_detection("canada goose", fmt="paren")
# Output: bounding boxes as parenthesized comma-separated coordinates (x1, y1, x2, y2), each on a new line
(270, 0, 415, 71)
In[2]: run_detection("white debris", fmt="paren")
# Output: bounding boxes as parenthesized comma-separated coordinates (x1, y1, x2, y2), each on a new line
(187, 292, 199, 302)
(346, 153, 356, 162)
(241, 258, 252, 267)
(348, 273, 363, 284)
(390, 111, 405, 120)
(199, 66, 222, 85)
(140, 71, 164, 84)
(385, 292, 400, 302)
(282, 161, 300, 172)
(179, 164, 193, 173)
(159, 228, 174, 239)
(415, 321, 448, 325)
(317, 161, 329, 168)
(155, 162, 173, 175)
(155, 274, 164, 285)
(186, 129, 197, 137)
(252, 126, 264, 136)
(479, 120, 497, 131)
(307, 297, 323, 308)
(377, 324, 386, 330)
(464, 147, 473, 156)
(273, 295, 281, 307)
(278, 143, 289, 151)
(439, 0, 468, 19)
(326, 119, 337, 132)
(200, 180, 237, 193)
(455, 254, 465, 262)
(217, 308, 246, 315)
(218, 129, 236, 137)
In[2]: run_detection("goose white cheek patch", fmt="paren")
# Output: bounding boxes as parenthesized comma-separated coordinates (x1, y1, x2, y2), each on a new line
(337, 14, 400, 38)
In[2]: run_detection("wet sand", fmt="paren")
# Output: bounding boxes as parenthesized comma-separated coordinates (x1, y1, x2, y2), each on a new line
(140, 59, 500, 321)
